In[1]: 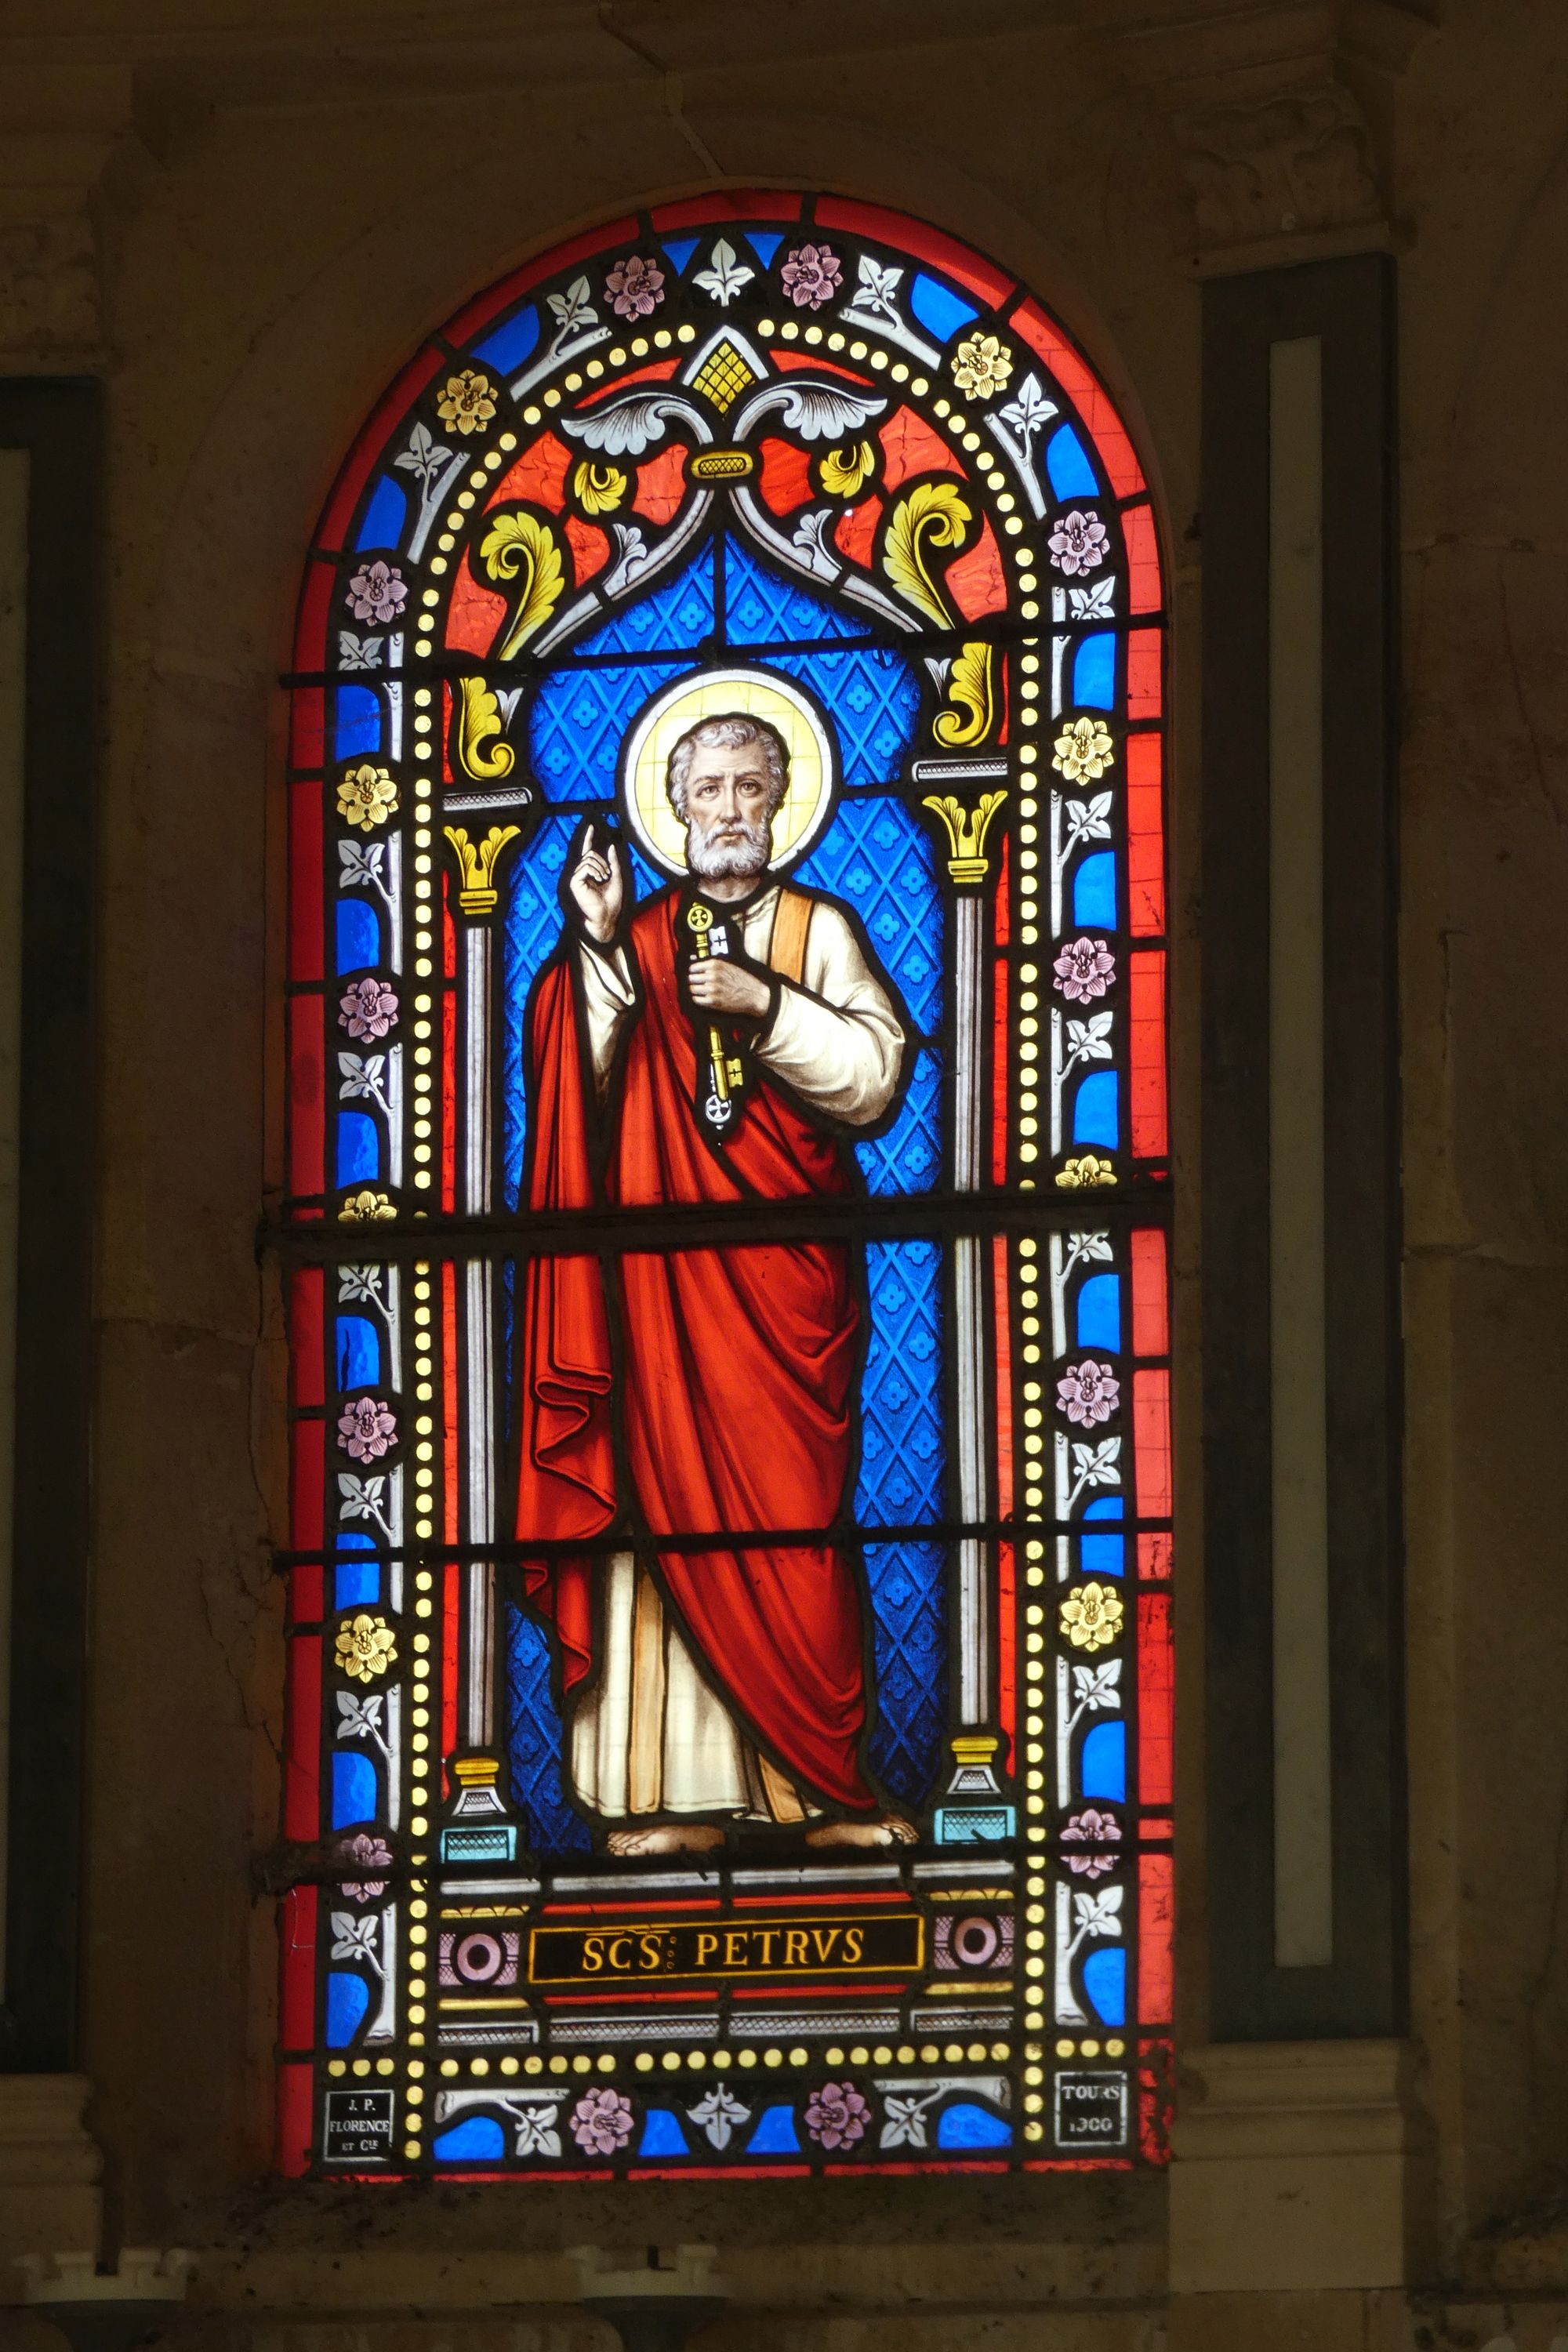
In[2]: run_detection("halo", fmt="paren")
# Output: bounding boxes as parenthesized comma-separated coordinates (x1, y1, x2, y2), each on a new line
(619, 667, 837, 880)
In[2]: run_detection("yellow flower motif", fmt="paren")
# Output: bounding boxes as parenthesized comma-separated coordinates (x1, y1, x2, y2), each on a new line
(951, 332, 1014, 401)
(1058, 1581, 1124, 1654)
(336, 762, 399, 832)
(1052, 717, 1116, 783)
(339, 1187, 396, 1222)
(336, 1611, 397, 1682)
(437, 368, 497, 436)
(1055, 1154, 1116, 1190)
(572, 460, 628, 516)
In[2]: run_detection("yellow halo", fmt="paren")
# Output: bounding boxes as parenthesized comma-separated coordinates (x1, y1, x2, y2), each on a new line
(619, 667, 837, 879)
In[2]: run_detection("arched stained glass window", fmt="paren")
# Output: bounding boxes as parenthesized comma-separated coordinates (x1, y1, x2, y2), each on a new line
(278, 193, 1171, 2180)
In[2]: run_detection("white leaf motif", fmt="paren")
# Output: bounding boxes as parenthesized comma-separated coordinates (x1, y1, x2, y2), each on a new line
(338, 840, 386, 888)
(337, 1265, 385, 1308)
(1064, 793, 1114, 850)
(512, 2103, 562, 2157)
(1069, 1231, 1116, 1264)
(998, 372, 1058, 448)
(546, 276, 595, 336)
(336, 1690, 383, 1739)
(1065, 1014, 1115, 1062)
(337, 1051, 386, 1099)
(1069, 579, 1117, 621)
(338, 632, 383, 671)
(394, 420, 452, 489)
(688, 2085, 750, 2149)
(329, 1911, 379, 1965)
(735, 379, 888, 444)
(1071, 1660, 1123, 1711)
(693, 238, 753, 307)
(559, 392, 705, 459)
(1073, 1886, 1125, 1939)
(879, 2090, 938, 2151)
(790, 509, 838, 576)
(337, 1472, 387, 1520)
(1071, 1437, 1122, 1488)
(603, 522, 652, 599)
(854, 254, 905, 324)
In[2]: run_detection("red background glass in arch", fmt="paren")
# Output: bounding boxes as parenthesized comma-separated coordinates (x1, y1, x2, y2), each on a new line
(279, 190, 1171, 2182)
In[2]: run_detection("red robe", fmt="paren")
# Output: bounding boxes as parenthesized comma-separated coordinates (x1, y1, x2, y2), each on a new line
(516, 889, 877, 1813)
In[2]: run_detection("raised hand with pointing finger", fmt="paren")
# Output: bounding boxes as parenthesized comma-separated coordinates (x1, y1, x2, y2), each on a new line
(568, 821, 624, 944)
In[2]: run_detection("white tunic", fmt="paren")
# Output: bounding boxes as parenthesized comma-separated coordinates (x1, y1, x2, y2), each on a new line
(568, 879, 906, 1821)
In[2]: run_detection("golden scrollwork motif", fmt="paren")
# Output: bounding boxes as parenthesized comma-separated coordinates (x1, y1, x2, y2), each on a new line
(818, 439, 877, 499)
(572, 460, 627, 516)
(445, 822, 523, 916)
(479, 509, 565, 659)
(932, 642, 995, 749)
(455, 677, 516, 782)
(883, 481, 971, 627)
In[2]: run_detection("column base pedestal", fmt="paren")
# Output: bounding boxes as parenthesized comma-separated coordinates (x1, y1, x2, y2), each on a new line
(0, 2077, 102, 2301)
(1169, 2041, 1421, 2297)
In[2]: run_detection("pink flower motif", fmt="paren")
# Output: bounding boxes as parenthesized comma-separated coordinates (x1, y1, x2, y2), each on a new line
(569, 2088, 633, 2155)
(604, 255, 665, 321)
(1048, 509, 1109, 575)
(1062, 1808, 1122, 1878)
(345, 560, 407, 624)
(1052, 935, 1116, 1002)
(337, 1396, 398, 1462)
(780, 241, 843, 310)
(804, 2079, 869, 2151)
(339, 1833, 394, 1900)
(1056, 1359, 1120, 1427)
(339, 976, 398, 1040)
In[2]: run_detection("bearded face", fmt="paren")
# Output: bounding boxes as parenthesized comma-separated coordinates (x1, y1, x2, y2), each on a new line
(676, 735, 782, 884)
(685, 811, 772, 880)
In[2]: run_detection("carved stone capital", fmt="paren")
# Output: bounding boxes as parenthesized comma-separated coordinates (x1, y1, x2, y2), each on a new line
(1174, 81, 1381, 250)
(1094, 0, 1438, 266)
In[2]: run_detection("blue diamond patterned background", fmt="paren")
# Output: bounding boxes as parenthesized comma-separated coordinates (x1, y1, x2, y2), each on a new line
(573, 545, 715, 659)
(529, 661, 684, 801)
(858, 1238, 944, 1527)
(856, 1046, 941, 1198)
(795, 796, 943, 1197)
(501, 822, 666, 1206)
(764, 648, 921, 787)
(501, 812, 575, 1207)
(858, 1236, 946, 1803)
(724, 537, 873, 644)
(505, 1606, 592, 1854)
(866, 1542, 946, 1805)
(796, 797, 941, 1032)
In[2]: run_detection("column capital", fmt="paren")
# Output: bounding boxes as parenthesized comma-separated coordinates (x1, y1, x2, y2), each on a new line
(1090, 0, 1438, 272)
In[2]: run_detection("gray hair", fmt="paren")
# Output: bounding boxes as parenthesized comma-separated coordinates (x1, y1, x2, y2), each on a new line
(666, 713, 789, 820)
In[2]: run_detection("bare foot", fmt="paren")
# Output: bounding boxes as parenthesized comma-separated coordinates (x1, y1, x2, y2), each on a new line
(804, 1813, 918, 1850)
(605, 1822, 727, 1857)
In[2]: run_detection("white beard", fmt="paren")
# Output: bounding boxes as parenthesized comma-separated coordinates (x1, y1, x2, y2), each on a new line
(686, 816, 771, 882)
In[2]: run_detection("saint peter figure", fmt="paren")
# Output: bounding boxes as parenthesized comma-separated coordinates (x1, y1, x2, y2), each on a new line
(516, 708, 916, 1853)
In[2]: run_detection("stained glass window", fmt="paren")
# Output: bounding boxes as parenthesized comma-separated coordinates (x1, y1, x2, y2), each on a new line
(278, 194, 1171, 2180)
